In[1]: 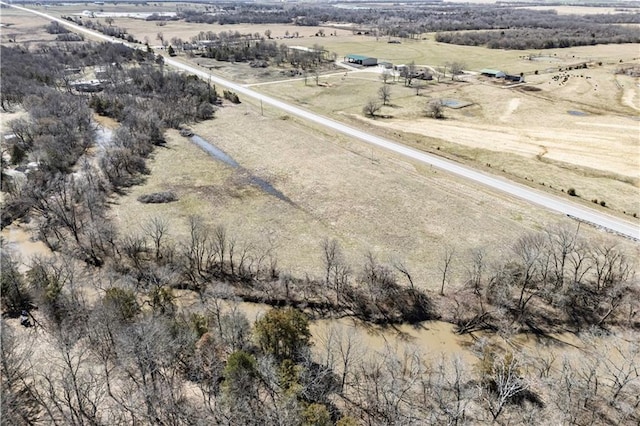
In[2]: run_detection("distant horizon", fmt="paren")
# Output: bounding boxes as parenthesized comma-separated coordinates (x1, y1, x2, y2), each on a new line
(7, 0, 640, 5)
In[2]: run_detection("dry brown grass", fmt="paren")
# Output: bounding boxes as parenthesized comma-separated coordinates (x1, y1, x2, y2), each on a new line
(0, 7, 58, 44)
(254, 60, 640, 219)
(3, 5, 638, 292)
(110, 102, 637, 293)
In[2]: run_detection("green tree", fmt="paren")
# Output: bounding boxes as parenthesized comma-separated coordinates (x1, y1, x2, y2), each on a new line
(167, 45, 176, 57)
(302, 403, 332, 426)
(103, 287, 139, 322)
(222, 350, 258, 397)
(254, 308, 311, 360)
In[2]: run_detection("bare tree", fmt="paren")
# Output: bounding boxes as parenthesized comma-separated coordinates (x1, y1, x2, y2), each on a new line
(439, 245, 455, 296)
(213, 224, 227, 273)
(511, 232, 546, 321)
(467, 248, 486, 295)
(143, 216, 169, 262)
(401, 61, 416, 86)
(428, 355, 471, 426)
(321, 238, 351, 305)
(1, 320, 41, 425)
(480, 351, 530, 422)
(424, 99, 445, 119)
(362, 99, 382, 118)
(378, 84, 392, 106)
(447, 61, 466, 80)
(379, 69, 392, 84)
(183, 216, 211, 286)
(29, 325, 107, 425)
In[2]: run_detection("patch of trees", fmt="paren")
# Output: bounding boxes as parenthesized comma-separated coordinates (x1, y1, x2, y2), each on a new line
(2, 244, 638, 425)
(167, 3, 639, 49)
(89, 65, 220, 128)
(62, 16, 139, 43)
(2, 41, 217, 235)
(44, 21, 70, 35)
(10, 92, 95, 173)
(447, 224, 638, 335)
(202, 38, 280, 63)
(435, 26, 640, 49)
(185, 31, 330, 71)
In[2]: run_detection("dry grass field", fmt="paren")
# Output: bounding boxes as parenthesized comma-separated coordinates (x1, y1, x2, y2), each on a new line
(54, 4, 635, 220)
(110, 101, 638, 292)
(254, 55, 640, 219)
(0, 6, 58, 44)
(3, 4, 637, 289)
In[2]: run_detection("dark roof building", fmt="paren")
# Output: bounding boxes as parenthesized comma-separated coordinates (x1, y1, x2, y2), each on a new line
(345, 54, 377, 66)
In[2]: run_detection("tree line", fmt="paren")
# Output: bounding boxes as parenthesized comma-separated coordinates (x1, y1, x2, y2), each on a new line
(435, 25, 640, 49)
(2, 231, 638, 425)
(156, 2, 639, 48)
(168, 30, 331, 71)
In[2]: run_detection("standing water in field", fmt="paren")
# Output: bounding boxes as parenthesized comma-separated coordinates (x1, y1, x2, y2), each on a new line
(190, 135, 292, 203)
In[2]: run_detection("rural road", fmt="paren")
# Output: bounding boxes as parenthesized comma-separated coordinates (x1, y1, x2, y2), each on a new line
(6, 3, 640, 240)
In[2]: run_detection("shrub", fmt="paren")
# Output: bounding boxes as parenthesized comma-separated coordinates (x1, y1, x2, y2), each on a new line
(567, 188, 577, 196)
(424, 100, 445, 119)
(599, 200, 606, 207)
(103, 287, 139, 321)
(223, 90, 241, 104)
(137, 191, 178, 204)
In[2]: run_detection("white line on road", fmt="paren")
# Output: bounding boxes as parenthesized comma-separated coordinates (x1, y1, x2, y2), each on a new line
(6, 3, 639, 240)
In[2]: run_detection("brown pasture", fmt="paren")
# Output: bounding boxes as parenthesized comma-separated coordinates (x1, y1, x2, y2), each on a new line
(110, 102, 638, 292)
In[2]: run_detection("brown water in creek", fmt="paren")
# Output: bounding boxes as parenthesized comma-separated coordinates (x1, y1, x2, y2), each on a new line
(1, 224, 51, 271)
(174, 291, 477, 361)
(2, 229, 584, 365)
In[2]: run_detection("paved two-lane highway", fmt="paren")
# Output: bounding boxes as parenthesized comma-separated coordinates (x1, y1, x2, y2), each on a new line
(5, 3, 639, 240)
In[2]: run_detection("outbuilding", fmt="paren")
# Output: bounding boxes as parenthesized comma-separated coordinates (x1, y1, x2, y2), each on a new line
(505, 74, 524, 82)
(345, 54, 377, 66)
(480, 69, 506, 78)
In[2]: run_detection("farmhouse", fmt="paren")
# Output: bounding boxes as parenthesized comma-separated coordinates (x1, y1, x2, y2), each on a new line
(480, 68, 506, 78)
(345, 54, 377, 66)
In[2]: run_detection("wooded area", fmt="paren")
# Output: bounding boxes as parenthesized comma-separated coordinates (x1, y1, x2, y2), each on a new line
(168, 3, 640, 48)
